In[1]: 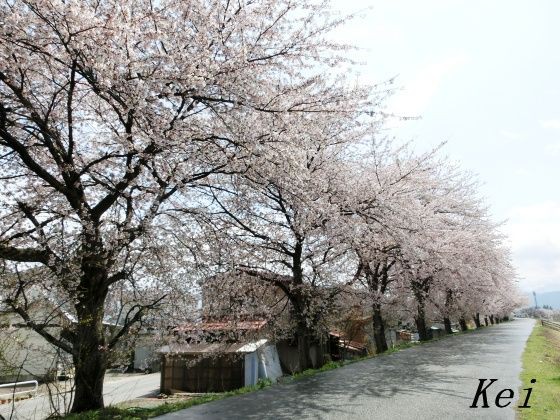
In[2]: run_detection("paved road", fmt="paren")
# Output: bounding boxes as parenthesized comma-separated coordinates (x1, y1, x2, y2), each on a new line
(0, 372, 160, 419)
(159, 318, 535, 420)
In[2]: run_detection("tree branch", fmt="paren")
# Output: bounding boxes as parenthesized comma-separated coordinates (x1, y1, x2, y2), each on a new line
(0, 244, 49, 263)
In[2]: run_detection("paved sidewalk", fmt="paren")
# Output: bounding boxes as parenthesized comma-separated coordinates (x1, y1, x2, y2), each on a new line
(158, 319, 535, 420)
(0, 373, 160, 419)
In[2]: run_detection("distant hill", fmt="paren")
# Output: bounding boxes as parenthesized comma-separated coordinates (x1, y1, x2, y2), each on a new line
(526, 291, 560, 309)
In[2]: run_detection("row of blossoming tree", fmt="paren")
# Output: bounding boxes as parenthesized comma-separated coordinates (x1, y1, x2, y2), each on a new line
(0, 0, 523, 413)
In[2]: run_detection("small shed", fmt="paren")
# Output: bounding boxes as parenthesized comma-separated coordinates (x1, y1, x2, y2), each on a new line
(329, 331, 368, 360)
(430, 326, 445, 339)
(159, 339, 282, 393)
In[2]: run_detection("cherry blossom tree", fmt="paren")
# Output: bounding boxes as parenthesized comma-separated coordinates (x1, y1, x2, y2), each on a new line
(339, 148, 521, 345)
(333, 142, 438, 352)
(396, 169, 520, 339)
(197, 109, 381, 370)
(0, 1, 525, 413)
(0, 0, 369, 411)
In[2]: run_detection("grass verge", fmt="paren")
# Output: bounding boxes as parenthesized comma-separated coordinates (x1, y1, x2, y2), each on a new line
(518, 322, 560, 419)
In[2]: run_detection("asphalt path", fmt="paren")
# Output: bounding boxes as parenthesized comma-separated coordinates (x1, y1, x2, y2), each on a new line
(0, 372, 160, 420)
(158, 318, 535, 420)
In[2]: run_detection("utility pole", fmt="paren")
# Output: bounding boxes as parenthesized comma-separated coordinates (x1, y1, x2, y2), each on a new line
(533, 291, 538, 309)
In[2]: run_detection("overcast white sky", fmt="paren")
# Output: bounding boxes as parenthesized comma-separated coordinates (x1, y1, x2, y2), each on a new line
(331, 0, 560, 292)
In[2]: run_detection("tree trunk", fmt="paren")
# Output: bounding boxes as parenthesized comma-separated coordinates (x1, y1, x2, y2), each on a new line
(372, 303, 388, 353)
(484, 317, 489, 326)
(443, 290, 453, 335)
(415, 301, 430, 341)
(71, 263, 110, 413)
(473, 313, 481, 328)
(415, 316, 429, 341)
(291, 241, 314, 371)
(72, 340, 107, 412)
(296, 321, 313, 370)
(315, 334, 326, 367)
(412, 279, 430, 341)
(443, 317, 453, 334)
(459, 317, 468, 331)
(489, 314, 495, 325)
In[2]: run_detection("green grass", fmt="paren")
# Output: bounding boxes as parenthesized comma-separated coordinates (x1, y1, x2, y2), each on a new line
(289, 359, 344, 380)
(518, 323, 560, 419)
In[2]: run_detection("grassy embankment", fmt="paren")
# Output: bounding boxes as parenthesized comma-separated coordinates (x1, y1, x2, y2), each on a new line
(518, 322, 560, 419)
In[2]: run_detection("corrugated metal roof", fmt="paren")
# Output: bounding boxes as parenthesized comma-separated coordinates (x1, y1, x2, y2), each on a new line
(329, 331, 367, 351)
(159, 339, 268, 355)
(174, 319, 267, 333)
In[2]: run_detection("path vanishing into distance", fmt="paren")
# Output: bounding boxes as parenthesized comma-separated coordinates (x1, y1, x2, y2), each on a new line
(159, 318, 535, 420)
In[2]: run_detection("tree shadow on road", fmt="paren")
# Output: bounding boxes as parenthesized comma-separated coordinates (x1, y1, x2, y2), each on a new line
(167, 321, 530, 419)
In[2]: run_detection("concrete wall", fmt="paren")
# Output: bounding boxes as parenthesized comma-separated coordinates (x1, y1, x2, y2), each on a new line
(133, 345, 160, 372)
(0, 326, 68, 383)
(1, 304, 72, 383)
(257, 345, 282, 382)
(276, 341, 323, 373)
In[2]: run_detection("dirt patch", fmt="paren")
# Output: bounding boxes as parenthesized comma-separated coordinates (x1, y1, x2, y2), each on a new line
(0, 393, 34, 405)
(542, 326, 560, 346)
(117, 398, 169, 410)
(116, 395, 195, 410)
(542, 327, 560, 365)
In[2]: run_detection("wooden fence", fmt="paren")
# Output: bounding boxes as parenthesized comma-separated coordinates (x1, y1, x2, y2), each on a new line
(541, 320, 560, 332)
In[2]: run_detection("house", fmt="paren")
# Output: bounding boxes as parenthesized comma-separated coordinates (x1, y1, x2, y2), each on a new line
(0, 293, 74, 383)
(0, 282, 138, 382)
(131, 327, 162, 373)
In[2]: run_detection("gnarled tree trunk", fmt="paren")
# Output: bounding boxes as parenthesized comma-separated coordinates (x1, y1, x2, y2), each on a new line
(415, 300, 430, 341)
(473, 313, 481, 328)
(443, 290, 453, 334)
(72, 332, 107, 412)
(443, 317, 453, 334)
(292, 241, 314, 371)
(70, 257, 110, 413)
(415, 314, 429, 341)
(292, 314, 314, 369)
(372, 303, 388, 353)
(295, 321, 314, 370)
(412, 278, 431, 341)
